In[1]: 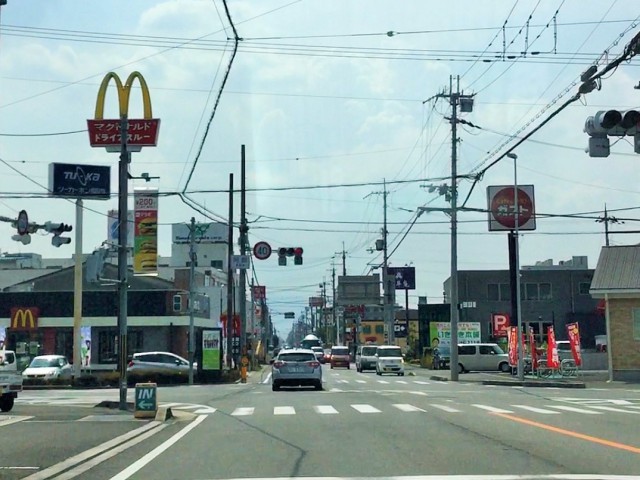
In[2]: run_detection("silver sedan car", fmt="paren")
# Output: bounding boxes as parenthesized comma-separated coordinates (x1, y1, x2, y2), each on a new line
(271, 348, 322, 391)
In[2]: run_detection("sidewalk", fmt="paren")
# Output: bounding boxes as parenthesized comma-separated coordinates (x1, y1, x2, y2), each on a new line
(236, 363, 270, 384)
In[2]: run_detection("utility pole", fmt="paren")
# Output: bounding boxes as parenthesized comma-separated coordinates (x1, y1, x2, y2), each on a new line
(430, 75, 474, 382)
(382, 180, 393, 345)
(341, 242, 347, 276)
(73, 199, 83, 380)
(226, 174, 234, 369)
(188, 216, 196, 385)
(117, 115, 130, 410)
(239, 145, 248, 357)
(332, 261, 338, 345)
(596, 204, 623, 246)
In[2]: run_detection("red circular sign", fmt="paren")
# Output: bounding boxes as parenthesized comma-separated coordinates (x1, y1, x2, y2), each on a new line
(253, 241, 272, 260)
(491, 187, 533, 229)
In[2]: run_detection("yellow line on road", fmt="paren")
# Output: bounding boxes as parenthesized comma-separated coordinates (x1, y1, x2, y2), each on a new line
(494, 412, 640, 454)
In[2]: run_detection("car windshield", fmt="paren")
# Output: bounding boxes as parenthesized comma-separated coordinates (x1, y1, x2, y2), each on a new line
(362, 347, 377, 355)
(278, 353, 315, 362)
(29, 358, 61, 368)
(377, 348, 402, 358)
(331, 348, 349, 356)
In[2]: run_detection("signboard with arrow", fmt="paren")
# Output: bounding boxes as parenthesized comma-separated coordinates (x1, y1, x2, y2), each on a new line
(134, 382, 157, 418)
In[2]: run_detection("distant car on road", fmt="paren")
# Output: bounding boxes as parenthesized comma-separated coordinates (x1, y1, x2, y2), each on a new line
(311, 346, 325, 363)
(355, 345, 378, 372)
(22, 355, 73, 381)
(457, 343, 510, 373)
(330, 346, 351, 369)
(375, 345, 404, 376)
(271, 348, 322, 391)
(127, 351, 192, 380)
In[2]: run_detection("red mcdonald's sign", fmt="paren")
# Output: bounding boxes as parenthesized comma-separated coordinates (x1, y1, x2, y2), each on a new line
(10, 307, 39, 330)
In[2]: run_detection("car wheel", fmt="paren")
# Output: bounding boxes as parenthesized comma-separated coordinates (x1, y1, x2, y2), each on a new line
(0, 395, 15, 412)
(272, 383, 280, 392)
(330, 365, 334, 369)
(347, 365, 350, 370)
(499, 362, 511, 373)
(458, 363, 464, 374)
(399, 372, 405, 376)
(314, 381, 323, 391)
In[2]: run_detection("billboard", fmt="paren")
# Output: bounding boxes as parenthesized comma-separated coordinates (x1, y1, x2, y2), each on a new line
(202, 329, 221, 370)
(133, 189, 158, 275)
(428, 322, 481, 351)
(487, 185, 536, 231)
(48, 163, 111, 200)
(172, 222, 228, 244)
(387, 266, 416, 290)
(107, 209, 134, 250)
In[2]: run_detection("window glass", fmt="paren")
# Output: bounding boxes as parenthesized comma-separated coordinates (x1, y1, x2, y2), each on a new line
(539, 283, 552, 300)
(633, 309, 640, 340)
(375, 325, 384, 334)
(499, 283, 511, 302)
(526, 283, 539, 300)
(458, 345, 476, 355)
(376, 348, 402, 357)
(279, 352, 315, 362)
(362, 325, 371, 334)
(479, 345, 495, 355)
(579, 282, 591, 295)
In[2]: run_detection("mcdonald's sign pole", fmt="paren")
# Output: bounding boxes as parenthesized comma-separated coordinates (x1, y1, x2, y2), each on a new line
(88, 72, 160, 411)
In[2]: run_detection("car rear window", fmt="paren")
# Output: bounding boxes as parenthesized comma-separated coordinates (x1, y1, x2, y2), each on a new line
(376, 348, 402, 358)
(279, 352, 315, 362)
(331, 348, 349, 355)
(362, 347, 377, 355)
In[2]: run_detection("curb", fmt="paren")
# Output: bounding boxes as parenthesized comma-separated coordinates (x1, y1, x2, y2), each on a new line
(482, 380, 586, 389)
(430, 375, 449, 382)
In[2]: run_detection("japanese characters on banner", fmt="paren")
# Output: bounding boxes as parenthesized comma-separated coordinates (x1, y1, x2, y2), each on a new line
(566, 322, 583, 366)
(507, 326, 519, 366)
(528, 326, 538, 370)
(133, 189, 158, 275)
(547, 326, 559, 369)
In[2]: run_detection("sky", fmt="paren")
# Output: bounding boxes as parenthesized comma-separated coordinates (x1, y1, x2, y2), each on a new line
(1, 1, 640, 337)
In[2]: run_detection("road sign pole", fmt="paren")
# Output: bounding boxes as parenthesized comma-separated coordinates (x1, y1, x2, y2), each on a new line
(118, 115, 130, 411)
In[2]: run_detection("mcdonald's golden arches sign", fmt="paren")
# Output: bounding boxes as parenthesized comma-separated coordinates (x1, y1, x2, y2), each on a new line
(10, 307, 39, 330)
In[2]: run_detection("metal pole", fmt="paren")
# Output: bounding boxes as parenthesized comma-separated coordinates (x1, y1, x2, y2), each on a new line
(239, 145, 247, 356)
(332, 264, 337, 345)
(604, 293, 613, 382)
(117, 115, 129, 410)
(604, 204, 610, 247)
(226, 173, 234, 369)
(342, 241, 347, 276)
(73, 199, 83, 380)
(449, 75, 460, 382)
(508, 152, 525, 381)
(383, 179, 393, 345)
(188, 216, 196, 385)
(250, 278, 255, 367)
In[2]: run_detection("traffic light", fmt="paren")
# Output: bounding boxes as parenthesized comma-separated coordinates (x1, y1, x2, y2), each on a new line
(584, 109, 640, 157)
(86, 249, 108, 283)
(51, 236, 72, 247)
(277, 247, 303, 265)
(44, 221, 72, 247)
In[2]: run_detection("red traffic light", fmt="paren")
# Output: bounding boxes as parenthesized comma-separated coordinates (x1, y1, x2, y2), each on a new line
(294, 247, 303, 256)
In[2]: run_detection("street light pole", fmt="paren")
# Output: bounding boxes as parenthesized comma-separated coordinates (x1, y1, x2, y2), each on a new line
(507, 152, 525, 381)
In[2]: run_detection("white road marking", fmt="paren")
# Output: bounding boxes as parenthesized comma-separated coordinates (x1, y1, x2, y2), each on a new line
(393, 404, 426, 412)
(413, 381, 430, 385)
(336, 379, 349, 384)
(409, 391, 428, 396)
(430, 404, 460, 413)
(590, 406, 640, 414)
(377, 380, 389, 384)
(109, 415, 207, 480)
(0, 416, 33, 427)
(472, 404, 513, 414)
(231, 407, 255, 416)
(351, 404, 381, 413)
(262, 372, 272, 384)
(396, 380, 408, 384)
(274, 406, 296, 415)
(548, 405, 602, 415)
(22, 422, 162, 480)
(329, 388, 343, 392)
(511, 405, 560, 415)
(314, 405, 339, 414)
(355, 380, 367, 384)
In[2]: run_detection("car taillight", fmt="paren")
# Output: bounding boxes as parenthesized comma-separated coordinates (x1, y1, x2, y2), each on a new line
(307, 361, 320, 368)
(128, 361, 134, 367)
(274, 361, 284, 368)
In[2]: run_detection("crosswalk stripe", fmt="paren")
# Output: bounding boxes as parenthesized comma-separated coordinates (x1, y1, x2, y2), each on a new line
(0, 416, 33, 427)
(393, 404, 425, 412)
(512, 405, 560, 414)
(430, 404, 460, 413)
(628, 406, 640, 410)
(473, 404, 513, 414)
(413, 381, 430, 385)
(315, 405, 339, 414)
(409, 391, 428, 396)
(590, 406, 640, 414)
(329, 388, 343, 392)
(396, 380, 408, 384)
(231, 407, 254, 416)
(377, 380, 389, 384)
(355, 380, 366, 384)
(274, 406, 296, 415)
(548, 405, 602, 415)
(336, 379, 349, 384)
(351, 404, 381, 413)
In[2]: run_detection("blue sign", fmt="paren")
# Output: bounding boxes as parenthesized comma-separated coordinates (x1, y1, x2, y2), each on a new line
(48, 163, 111, 200)
(387, 266, 416, 290)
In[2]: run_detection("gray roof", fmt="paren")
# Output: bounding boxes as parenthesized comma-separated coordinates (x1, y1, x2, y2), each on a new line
(590, 245, 640, 294)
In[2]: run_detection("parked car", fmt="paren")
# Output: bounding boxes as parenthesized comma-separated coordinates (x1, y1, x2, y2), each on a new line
(330, 346, 350, 369)
(375, 345, 405, 376)
(457, 343, 511, 373)
(355, 345, 378, 372)
(311, 346, 325, 363)
(22, 355, 73, 381)
(271, 348, 322, 391)
(127, 351, 192, 379)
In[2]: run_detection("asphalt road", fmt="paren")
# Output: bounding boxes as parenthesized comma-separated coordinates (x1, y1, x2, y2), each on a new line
(1, 364, 639, 480)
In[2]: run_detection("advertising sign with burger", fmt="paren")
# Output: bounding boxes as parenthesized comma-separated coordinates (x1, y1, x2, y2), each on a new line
(134, 189, 158, 275)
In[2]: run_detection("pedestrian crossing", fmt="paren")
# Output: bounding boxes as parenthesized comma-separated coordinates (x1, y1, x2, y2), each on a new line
(327, 378, 448, 386)
(214, 402, 640, 418)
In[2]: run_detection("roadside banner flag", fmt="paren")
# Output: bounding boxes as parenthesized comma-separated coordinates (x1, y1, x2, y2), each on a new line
(547, 326, 559, 369)
(566, 322, 582, 366)
(507, 326, 518, 366)
(528, 326, 538, 370)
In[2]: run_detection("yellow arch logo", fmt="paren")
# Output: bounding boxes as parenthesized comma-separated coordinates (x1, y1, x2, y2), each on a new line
(94, 71, 153, 119)
(10, 307, 38, 330)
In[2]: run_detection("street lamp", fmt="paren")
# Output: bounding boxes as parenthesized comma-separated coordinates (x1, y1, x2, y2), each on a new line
(506, 152, 525, 381)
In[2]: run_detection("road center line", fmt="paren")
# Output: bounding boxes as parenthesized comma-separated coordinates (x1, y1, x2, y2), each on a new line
(110, 415, 207, 480)
(494, 412, 640, 454)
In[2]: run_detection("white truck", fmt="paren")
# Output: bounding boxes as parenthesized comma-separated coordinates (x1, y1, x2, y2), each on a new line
(0, 350, 23, 412)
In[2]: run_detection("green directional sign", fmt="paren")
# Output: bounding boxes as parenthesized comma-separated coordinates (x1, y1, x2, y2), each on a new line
(135, 383, 157, 413)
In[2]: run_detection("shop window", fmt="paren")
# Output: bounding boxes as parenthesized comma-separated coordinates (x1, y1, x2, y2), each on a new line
(362, 325, 371, 334)
(579, 282, 591, 295)
(375, 325, 384, 334)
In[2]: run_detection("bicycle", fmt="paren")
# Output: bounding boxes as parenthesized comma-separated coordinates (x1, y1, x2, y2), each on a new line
(560, 358, 578, 377)
(536, 359, 553, 378)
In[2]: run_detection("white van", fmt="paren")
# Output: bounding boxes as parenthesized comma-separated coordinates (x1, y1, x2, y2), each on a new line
(457, 343, 511, 374)
(355, 345, 378, 372)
